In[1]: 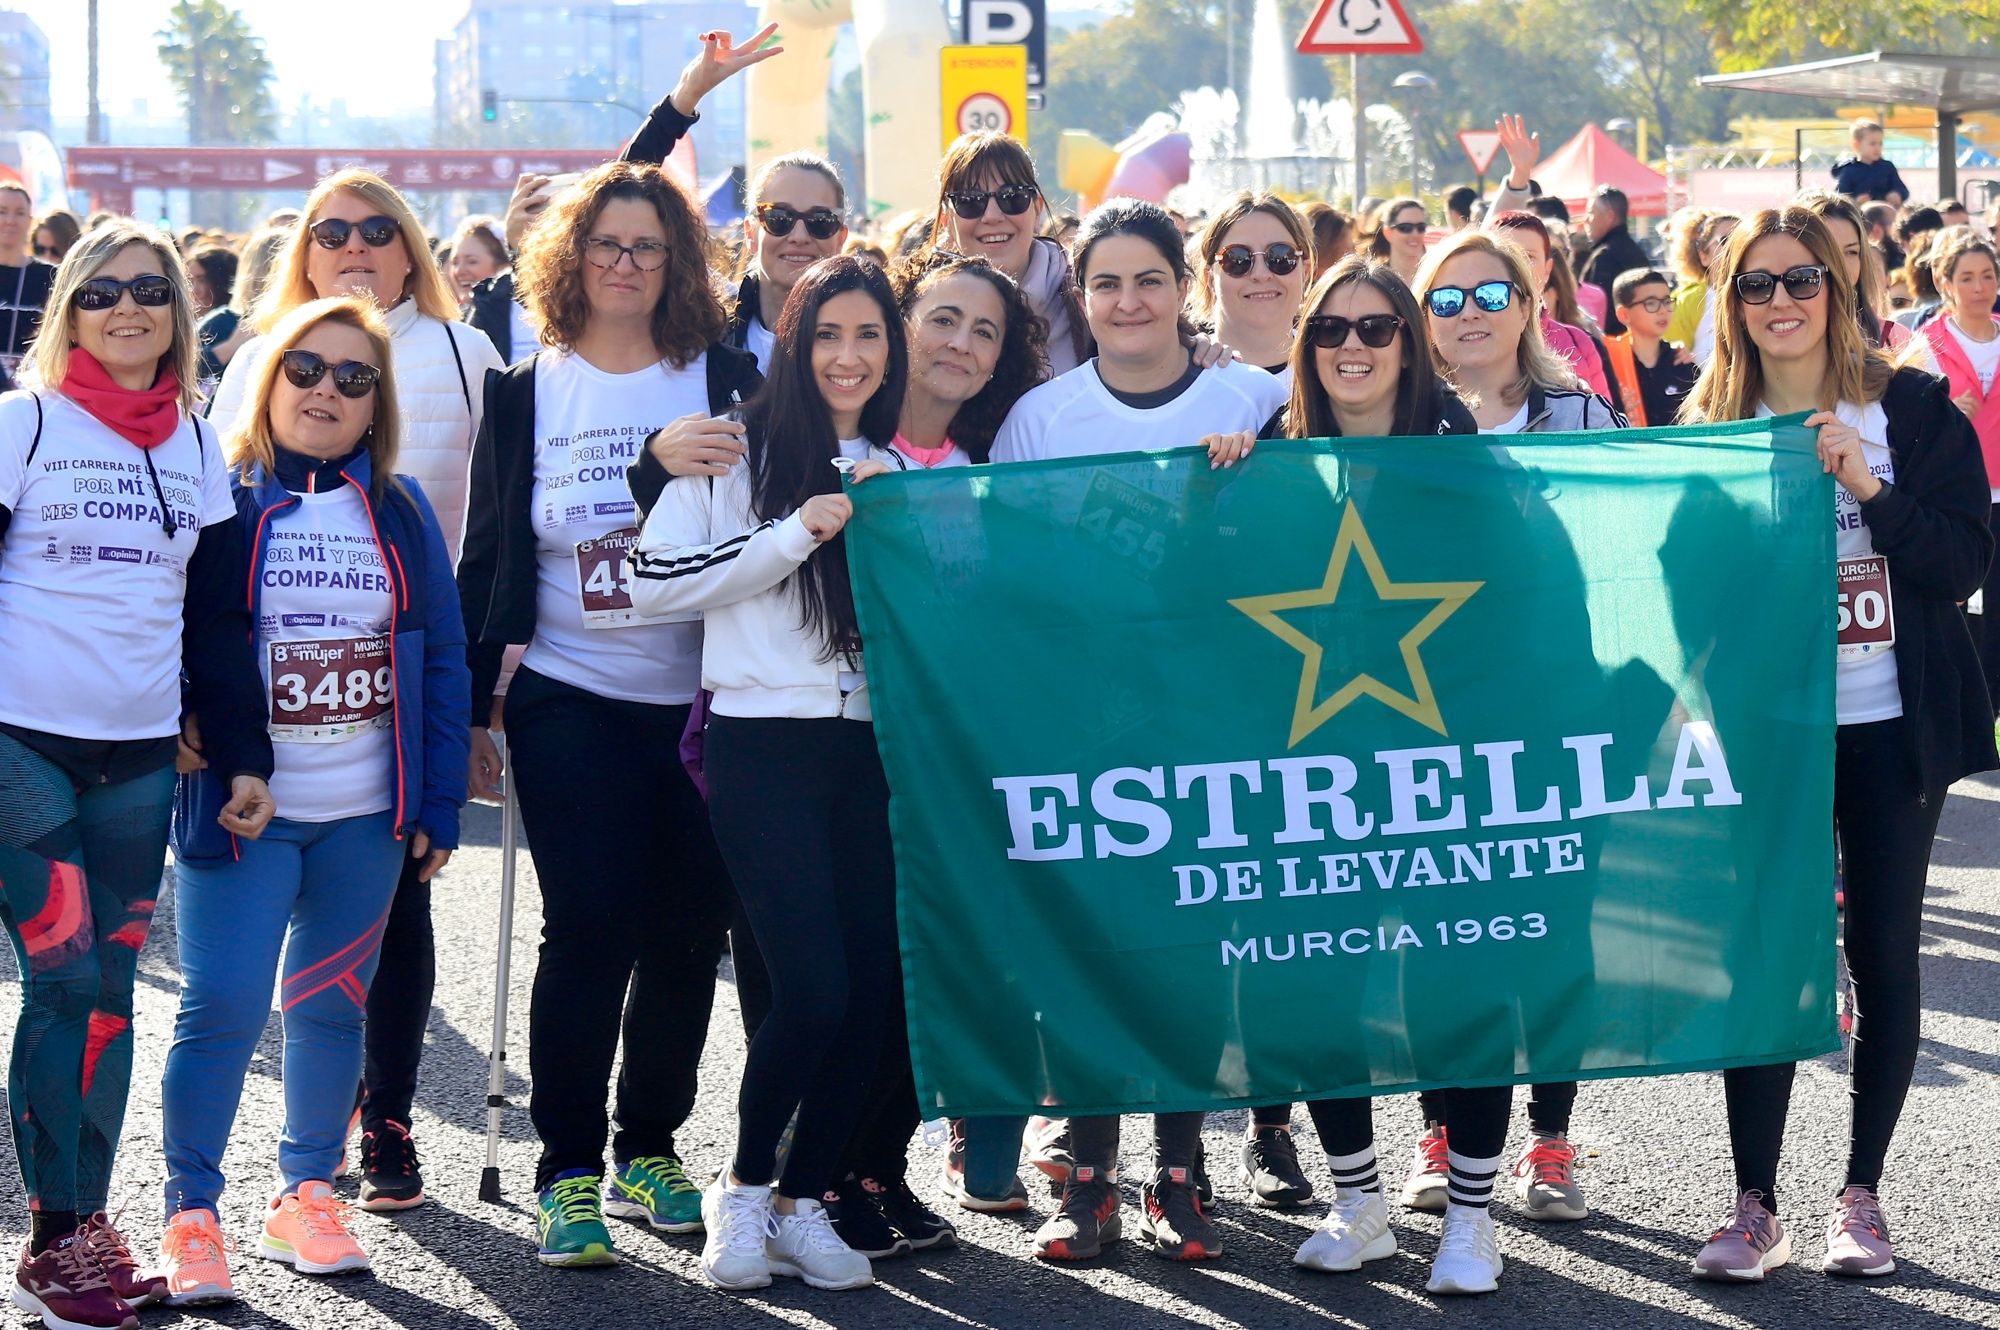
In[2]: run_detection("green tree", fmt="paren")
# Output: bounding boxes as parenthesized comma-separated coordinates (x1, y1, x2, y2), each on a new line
(1683, 0, 2000, 70)
(156, 0, 276, 145)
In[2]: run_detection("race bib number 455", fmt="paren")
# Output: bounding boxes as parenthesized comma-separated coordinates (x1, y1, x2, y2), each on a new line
(576, 527, 680, 629)
(269, 635, 394, 742)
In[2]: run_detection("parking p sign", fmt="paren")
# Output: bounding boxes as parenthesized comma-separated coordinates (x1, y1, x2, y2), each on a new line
(940, 45, 1029, 150)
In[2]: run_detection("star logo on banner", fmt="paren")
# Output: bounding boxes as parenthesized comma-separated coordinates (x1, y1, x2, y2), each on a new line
(1230, 504, 1482, 745)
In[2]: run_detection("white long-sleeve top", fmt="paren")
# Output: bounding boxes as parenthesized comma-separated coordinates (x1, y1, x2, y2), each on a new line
(629, 437, 901, 720)
(206, 299, 504, 561)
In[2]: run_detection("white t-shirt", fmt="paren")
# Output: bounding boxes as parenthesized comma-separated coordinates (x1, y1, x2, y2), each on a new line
(990, 358, 1287, 464)
(1760, 399, 1902, 723)
(521, 349, 706, 706)
(256, 484, 396, 821)
(0, 392, 235, 741)
(1483, 400, 1531, 435)
(743, 317, 777, 375)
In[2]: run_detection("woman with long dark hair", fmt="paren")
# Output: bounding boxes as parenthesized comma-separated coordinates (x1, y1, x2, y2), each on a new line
(629, 255, 907, 1294)
(1685, 206, 1993, 1282)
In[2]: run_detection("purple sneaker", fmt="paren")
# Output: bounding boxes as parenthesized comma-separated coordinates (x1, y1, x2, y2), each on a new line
(1822, 1186, 1895, 1277)
(1692, 1190, 1791, 1282)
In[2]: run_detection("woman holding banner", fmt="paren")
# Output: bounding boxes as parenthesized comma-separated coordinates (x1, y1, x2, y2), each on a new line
(1686, 206, 1993, 1282)
(991, 199, 1285, 1264)
(457, 161, 755, 1268)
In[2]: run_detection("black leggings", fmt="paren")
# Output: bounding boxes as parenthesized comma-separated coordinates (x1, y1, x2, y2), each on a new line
(362, 855, 432, 1131)
(707, 714, 899, 1202)
(1315, 1086, 1513, 1163)
(1071, 1112, 1204, 1176)
(1723, 716, 1944, 1211)
(1976, 503, 2000, 719)
(1414, 1082, 1575, 1135)
(506, 666, 733, 1191)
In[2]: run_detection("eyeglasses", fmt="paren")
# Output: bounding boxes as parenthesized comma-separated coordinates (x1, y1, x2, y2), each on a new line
(1624, 296, 1673, 314)
(1303, 313, 1405, 349)
(1733, 265, 1826, 305)
(1425, 280, 1516, 318)
(1218, 242, 1301, 278)
(308, 215, 402, 250)
(756, 203, 844, 240)
(72, 274, 174, 311)
(943, 184, 1039, 220)
(280, 348, 382, 398)
(32, 244, 58, 259)
(581, 237, 669, 271)
(1387, 221, 1427, 235)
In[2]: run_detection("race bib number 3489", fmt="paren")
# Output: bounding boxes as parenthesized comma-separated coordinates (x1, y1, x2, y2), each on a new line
(269, 635, 394, 742)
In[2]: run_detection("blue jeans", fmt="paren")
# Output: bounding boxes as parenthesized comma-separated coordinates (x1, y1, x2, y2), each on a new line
(0, 733, 175, 1214)
(161, 811, 404, 1215)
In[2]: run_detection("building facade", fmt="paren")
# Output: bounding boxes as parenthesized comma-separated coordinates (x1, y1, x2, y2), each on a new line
(0, 12, 51, 139)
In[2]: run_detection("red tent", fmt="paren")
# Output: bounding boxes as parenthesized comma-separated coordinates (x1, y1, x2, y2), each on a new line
(1536, 123, 1667, 218)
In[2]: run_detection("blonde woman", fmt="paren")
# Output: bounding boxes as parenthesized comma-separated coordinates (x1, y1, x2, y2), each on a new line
(206, 169, 501, 1212)
(196, 227, 287, 393)
(0, 222, 273, 1330)
(1666, 209, 1739, 366)
(155, 296, 468, 1301)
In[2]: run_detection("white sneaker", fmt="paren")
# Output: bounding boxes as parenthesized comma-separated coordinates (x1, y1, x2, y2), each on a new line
(1294, 1188, 1397, 1272)
(767, 1197, 874, 1290)
(1427, 1204, 1503, 1295)
(701, 1177, 774, 1291)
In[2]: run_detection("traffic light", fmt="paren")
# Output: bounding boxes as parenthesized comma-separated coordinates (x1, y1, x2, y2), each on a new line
(481, 89, 498, 123)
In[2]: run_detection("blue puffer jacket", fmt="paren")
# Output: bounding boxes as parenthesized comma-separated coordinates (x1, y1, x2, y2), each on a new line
(234, 447, 471, 848)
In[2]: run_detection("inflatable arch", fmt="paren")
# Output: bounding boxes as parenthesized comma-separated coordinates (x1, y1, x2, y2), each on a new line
(745, 0, 952, 220)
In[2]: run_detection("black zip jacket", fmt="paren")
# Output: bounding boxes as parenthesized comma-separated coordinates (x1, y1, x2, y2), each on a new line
(1859, 367, 1999, 790)
(457, 342, 764, 725)
(1257, 382, 1480, 440)
(463, 96, 700, 364)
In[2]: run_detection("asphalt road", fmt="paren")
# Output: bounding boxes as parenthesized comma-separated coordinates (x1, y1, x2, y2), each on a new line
(4, 776, 1999, 1330)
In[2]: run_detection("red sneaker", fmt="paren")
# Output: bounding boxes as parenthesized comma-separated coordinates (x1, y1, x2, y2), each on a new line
(78, 1213, 166, 1308)
(12, 1233, 137, 1330)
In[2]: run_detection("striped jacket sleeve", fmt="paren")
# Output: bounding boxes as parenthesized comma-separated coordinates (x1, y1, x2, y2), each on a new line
(627, 464, 819, 616)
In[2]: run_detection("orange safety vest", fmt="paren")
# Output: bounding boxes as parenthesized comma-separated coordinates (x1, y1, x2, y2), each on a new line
(1602, 335, 1648, 426)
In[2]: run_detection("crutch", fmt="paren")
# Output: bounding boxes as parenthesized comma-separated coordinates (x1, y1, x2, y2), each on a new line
(478, 732, 518, 1203)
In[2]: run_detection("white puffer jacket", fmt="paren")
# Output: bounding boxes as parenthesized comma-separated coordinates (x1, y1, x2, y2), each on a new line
(206, 299, 504, 560)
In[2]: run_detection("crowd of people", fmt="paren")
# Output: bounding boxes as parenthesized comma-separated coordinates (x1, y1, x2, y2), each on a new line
(0, 27, 1993, 1328)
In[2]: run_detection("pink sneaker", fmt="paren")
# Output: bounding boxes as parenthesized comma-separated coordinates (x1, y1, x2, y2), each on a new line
(1693, 1190, 1791, 1282)
(1822, 1186, 1895, 1277)
(257, 1181, 371, 1275)
(159, 1209, 236, 1306)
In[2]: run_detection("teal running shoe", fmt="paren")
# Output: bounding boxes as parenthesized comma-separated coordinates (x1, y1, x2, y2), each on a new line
(604, 1155, 704, 1233)
(536, 1171, 619, 1268)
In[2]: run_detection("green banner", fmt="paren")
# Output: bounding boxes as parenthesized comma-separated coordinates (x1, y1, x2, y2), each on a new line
(847, 420, 1842, 1117)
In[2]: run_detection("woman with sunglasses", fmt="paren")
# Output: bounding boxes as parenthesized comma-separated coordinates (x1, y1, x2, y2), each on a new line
(732, 153, 849, 373)
(1190, 192, 1312, 386)
(457, 160, 758, 1268)
(625, 256, 905, 1295)
(0, 223, 273, 1330)
(990, 200, 1283, 1265)
(207, 169, 503, 1210)
(1909, 226, 2000, 715)
(1798, 192, 1909, 351)
(1488, 212, 1617, 405)
(156, 296, 468, 1300)
(32, 209, 80, 265)
(1682, 207, 1992, 1283)
(1363, 198, 1429, 287)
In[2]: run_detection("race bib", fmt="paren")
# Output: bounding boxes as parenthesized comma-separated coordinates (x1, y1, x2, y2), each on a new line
(1837, 556, 1895, 659)
(575, 527, 678, 629)
(269, 635, 394, 742)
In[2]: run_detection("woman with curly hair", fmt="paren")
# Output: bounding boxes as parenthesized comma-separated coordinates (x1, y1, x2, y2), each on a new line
(890, 253, 1048, 465)
(456, 159, 760, 1267)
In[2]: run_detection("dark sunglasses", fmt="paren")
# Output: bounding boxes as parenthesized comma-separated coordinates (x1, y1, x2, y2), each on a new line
(1733, 264, 1826, 305)
(73, 274, 174, 311)
(1218, 242, 1301, 278)
(1387, 220, 1427, 235)
(944, 183, 1038, 220)
(756, 203, 844, 240)
(308, 215, 401, 250)
(280, 348, 381, 398)
(1425, 280, 1516, 318)
(1304, 313, 1405, 349)
(33, 244, 59, 259)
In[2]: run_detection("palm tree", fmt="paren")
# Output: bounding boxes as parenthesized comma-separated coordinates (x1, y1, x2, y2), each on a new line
(155, 0, 276, 145)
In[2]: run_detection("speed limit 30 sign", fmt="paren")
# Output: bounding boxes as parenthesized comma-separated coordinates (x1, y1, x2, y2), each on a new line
(941, 45, 1029, 150)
